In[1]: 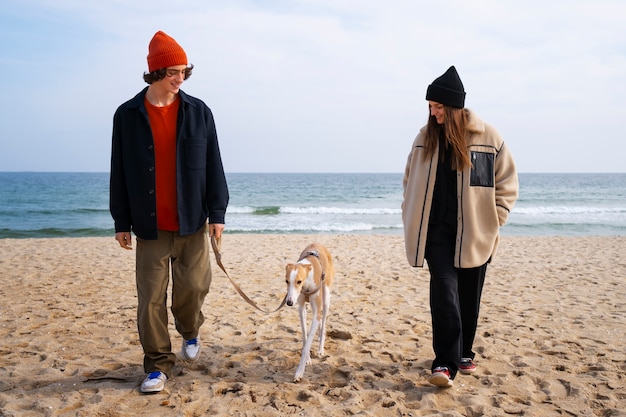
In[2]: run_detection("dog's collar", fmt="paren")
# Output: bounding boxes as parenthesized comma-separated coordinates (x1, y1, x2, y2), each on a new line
(301, 250, 320, 261)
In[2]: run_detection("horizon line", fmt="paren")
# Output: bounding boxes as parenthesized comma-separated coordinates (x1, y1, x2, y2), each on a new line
(1, 171, 626, 175)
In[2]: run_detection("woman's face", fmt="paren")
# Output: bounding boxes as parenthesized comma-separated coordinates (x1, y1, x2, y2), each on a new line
(429, 101, 445, 124)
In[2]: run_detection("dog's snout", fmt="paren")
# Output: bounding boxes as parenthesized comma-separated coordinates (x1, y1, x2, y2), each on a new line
(286, 300, 293, 307)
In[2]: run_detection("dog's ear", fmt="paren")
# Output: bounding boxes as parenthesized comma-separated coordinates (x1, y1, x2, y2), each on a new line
(286, 263, 294, 271)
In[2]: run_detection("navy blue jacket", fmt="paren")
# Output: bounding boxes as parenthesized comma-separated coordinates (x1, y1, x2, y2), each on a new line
(110, 87, 229, 240)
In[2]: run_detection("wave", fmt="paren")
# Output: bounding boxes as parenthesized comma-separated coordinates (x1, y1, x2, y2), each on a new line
(514, 206, 626, 215)
(503, 222, 626, 236)
(228, 206, 401, 215)
(228, 223, 403, 234)
(0, 227, 115, 239)
(228, 206, 281, 215)
(281, 206, 402, 215)
(0, 221, 405, 238)
(0, 207, 109, 216)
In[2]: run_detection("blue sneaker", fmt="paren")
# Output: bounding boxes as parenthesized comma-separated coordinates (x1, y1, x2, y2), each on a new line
(182, 337, 201, 361)
(140, 371, 167, 393)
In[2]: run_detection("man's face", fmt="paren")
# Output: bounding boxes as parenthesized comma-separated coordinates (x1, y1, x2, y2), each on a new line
(154, 65, 187, 95)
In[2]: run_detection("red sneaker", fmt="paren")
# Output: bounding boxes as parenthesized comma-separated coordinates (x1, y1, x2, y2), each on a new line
(429, 366, 453, 387)
(459, 358, 477, 374)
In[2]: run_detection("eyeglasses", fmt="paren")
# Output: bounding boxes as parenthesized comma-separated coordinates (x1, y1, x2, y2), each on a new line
(165, 66, 193, 78)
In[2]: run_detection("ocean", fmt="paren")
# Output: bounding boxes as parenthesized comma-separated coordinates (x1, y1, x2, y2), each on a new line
(0, 172, 624, 238)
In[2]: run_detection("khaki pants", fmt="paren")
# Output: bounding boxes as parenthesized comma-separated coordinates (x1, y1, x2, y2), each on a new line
(135, 227, 211, 377)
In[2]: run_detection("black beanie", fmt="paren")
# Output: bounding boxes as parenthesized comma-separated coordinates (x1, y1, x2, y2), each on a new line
(425, 66, 466, 109)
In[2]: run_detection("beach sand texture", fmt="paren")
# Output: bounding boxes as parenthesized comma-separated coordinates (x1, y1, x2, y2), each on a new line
(0, 235, 624, 416)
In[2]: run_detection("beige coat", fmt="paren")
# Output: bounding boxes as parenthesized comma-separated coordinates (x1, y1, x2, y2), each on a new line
(402, 109, 518, 268)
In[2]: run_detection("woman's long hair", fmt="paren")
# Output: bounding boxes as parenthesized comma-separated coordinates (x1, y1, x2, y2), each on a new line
(423, 105, 471, 171)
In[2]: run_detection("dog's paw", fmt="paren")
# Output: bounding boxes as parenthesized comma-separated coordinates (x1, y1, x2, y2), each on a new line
(294, 368, 304, 382)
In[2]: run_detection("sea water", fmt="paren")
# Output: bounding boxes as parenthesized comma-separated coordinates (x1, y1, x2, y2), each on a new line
(0, 172, 624, 238)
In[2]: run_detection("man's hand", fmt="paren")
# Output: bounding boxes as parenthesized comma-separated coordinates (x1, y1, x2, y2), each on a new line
(208, 223, 224, 239)
(115, 232, 133, 250)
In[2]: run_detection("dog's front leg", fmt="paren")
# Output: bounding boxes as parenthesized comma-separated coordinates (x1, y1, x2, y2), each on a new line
(318, 286, 331, 357)
(294, 315, 319, 382)
(297, 302, 308, 347)
(297, 302, 311, 369)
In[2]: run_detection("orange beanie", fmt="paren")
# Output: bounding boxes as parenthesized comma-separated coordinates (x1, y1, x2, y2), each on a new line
(147, 31, 188, 72)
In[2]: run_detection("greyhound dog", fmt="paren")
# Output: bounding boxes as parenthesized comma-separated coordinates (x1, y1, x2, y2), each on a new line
(284, 243, 335, 382)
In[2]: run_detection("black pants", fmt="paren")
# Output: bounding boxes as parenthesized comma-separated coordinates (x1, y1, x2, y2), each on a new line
(425, 240, 487, 379)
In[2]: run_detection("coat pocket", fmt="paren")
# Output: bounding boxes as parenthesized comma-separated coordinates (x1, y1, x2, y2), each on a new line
(470, 151, 494, 187)
(183, 139, 207, 169)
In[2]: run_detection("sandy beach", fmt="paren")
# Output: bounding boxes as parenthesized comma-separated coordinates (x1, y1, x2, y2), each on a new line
(0, 235, 624, 416)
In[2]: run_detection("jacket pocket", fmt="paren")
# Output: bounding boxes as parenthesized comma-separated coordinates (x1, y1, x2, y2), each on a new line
(183, 139, 207, 169)
(470, 151, 494, 187)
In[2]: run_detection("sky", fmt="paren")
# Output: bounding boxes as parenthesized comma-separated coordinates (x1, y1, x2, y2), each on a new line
(1, 0, 625, 173)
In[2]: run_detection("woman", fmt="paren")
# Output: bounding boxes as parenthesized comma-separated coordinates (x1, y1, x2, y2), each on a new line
(402, 66, 518, 387)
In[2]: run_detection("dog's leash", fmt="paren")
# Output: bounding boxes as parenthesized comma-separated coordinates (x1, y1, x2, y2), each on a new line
(210, 235, 287, 313)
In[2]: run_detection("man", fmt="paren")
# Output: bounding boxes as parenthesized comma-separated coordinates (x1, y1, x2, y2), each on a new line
(110, 31, 229, 393)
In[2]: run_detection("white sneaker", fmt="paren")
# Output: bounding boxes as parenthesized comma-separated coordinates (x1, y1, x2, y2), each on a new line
(181, 337, 201, 361)
(140, 371, 167, 393)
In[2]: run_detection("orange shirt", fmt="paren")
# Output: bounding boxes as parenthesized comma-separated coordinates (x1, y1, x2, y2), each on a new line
(145, 97, 179, 231)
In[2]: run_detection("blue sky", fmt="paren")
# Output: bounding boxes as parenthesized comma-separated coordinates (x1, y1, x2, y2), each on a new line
(1, 0, 625, 173)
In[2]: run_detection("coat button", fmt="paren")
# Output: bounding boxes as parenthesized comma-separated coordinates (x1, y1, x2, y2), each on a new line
(148, 166, 154, 172)
(150, 212, 156, 217)
(149, 189, 155, 195)
(148, 145, 153, 150)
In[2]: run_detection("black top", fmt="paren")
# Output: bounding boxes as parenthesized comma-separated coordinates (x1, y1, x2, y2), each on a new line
(427, 133, 457, 243)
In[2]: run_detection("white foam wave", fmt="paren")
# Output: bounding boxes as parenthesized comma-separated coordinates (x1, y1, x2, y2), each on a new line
(280, 206, 401, 215)
(515, 206, 626, 215)
(227, 206, 401, 215)
(230, 223, 403, 233)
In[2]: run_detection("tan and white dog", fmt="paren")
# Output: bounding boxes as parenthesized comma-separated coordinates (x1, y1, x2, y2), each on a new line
(285, 243, 335, 382)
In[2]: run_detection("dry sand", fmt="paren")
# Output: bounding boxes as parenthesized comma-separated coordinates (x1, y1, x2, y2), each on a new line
(0, 235, 624, 416)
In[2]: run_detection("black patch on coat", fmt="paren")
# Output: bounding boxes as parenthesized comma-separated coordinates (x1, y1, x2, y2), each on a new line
(470, 151, 494, 187)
